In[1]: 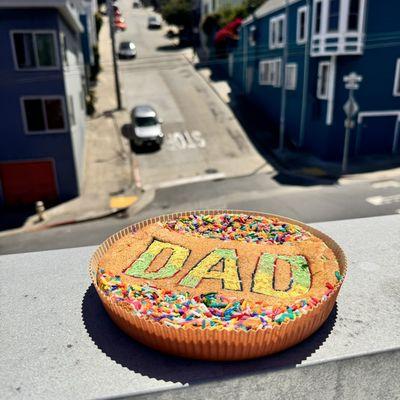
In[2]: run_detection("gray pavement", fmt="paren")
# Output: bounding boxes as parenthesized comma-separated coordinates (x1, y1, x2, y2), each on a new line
(114, 5, 267, 190)
(1, 215, 399, 399)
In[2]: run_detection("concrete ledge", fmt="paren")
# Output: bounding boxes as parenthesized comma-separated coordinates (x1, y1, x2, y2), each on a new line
(1, 215, 399, 399)
(130, 348, 400, 400)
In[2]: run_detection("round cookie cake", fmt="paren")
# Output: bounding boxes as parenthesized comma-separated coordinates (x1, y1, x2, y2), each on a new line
(89, 210, 346, 360)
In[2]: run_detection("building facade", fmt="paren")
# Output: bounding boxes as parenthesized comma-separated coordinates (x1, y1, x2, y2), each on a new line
(229, 0, 400, 161)
(0, 0, 87, 209)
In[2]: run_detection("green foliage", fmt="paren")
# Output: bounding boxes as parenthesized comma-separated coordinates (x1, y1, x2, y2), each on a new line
(203, 0, 265, 30)
(161, 0, 192, 28)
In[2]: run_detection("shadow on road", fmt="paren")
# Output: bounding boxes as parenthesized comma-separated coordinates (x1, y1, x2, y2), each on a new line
(82, 284, 337, 384)
(195, 62, 338, 187)
(156, 44, 190, 52)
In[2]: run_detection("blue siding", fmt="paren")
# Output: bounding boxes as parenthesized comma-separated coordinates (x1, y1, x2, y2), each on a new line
(230, 0, 400, 161)
(0, 9, 79, 205)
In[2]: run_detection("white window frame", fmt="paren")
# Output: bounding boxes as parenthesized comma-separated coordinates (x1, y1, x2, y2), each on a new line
(317, 61, 331, 100)
(296, 6, 308, 44)
(10, 30, 60, 71)
(20, 96, 68, 134)
(393, 59, 400, 97)
(313, 0, 323, 35)
(269, 14, 286, 49)
(259, 58, 282, 87)
(285, 63, 298, 90)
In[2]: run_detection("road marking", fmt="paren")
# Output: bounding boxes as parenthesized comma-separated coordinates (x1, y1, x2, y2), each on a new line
(143, 172, 226, 190)
(165, 130, 206, 151)
(366, 194, 400, 206)
(371, 180, 400, 189)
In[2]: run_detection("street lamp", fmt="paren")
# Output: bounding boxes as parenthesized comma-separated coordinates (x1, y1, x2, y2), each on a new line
(342, 72, 362, 174)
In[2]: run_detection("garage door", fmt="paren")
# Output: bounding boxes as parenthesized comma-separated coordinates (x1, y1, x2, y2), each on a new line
(0, 160, 58, 207)
(356, 115, 400, 155)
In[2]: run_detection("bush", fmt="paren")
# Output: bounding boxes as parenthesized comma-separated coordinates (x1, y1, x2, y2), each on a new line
(160, 0, 192, 28)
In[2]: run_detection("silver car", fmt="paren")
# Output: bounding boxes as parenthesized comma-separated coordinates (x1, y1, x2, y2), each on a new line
(118, 41, 137, 59)
(130, 105, 164, 146)
(148, 15, 162, 29)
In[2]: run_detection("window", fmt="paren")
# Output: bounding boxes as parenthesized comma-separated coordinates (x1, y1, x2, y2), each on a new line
(12, 31, 58, 69)
(328, 0, 340, 32)
(314, 0, 322, 34)
(285, 63, 298, 90)
(348, 0, 360, 31)
(317, 62, 331, 99)
(68, 95, 76, 126)
(393, 59, 400, 97)
(269, 15, 286, 49)
(249, 25, 257, 47)
(259, 58, 282, 87)
(296, 6, 308, 44)
(60, 32, 68, 66)
(22, 97, 66, 133)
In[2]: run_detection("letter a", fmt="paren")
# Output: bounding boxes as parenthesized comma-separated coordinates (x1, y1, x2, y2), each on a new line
(252, 253, 311, 298)
(125, 239, 190, 279)
(179, 249, 241, 290)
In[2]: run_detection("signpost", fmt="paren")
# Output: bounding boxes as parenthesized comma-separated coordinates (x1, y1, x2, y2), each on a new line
(342, 72, 362, 174)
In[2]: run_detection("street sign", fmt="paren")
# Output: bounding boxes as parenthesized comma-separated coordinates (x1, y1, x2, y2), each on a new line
(343, 97, 359, 118)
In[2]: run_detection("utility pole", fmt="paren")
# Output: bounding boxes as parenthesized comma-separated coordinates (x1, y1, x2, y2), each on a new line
(342, 72, 362, 174)
(279, 0, 289, 152)
(106, 0, 122, 110)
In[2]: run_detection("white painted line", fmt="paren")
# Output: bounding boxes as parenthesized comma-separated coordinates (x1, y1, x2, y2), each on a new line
(371, 180, 400, 189)
(366, 194, 400, 206)
(144, 172, 226, 190)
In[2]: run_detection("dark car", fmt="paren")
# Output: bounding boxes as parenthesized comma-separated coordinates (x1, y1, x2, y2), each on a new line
(118, 41, 137, 59)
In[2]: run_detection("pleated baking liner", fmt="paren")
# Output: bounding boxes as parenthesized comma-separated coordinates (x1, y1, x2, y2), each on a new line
(89, 210, 347, 361)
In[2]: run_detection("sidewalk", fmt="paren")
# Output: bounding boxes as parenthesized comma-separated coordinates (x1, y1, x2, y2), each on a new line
(20, 18, 138, 232)
(194, 59, 400, 184)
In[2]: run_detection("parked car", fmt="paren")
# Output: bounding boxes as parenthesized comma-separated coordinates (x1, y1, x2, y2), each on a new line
(118, 41, 137, 59)
(130, 105, 164, 147)
(114, 16, 127, 31)
(147, 15, 162, 29)
(132, 0, 142, 8)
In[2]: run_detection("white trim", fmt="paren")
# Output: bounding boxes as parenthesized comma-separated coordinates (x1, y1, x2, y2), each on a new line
(20, 95, 68, 134)
(269, 14, 286, 49)
(285, 63, 298, 90)
(259, 58, 282, 87)
(10, 30, 60, 71)
(357, 111, 400, 154)
(357, 111, 400, 124)
(393, 59, 400, 97)
(310, 0, 366, 56)
(326, 56, 336, 125)
(317, 61, 330, 100)
(296, 5, 308, 44)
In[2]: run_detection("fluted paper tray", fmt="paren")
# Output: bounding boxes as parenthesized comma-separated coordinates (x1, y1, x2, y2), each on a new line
(89, 210, 346, 361)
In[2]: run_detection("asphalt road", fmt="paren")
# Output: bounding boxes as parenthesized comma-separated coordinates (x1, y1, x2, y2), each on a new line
(1, 172, 400, 255)
(114, 3, 265, 190)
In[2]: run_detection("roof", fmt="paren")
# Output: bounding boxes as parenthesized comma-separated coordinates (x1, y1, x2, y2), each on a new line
(0, 0, 83, 32)
(243, 0, 302, 25)
(133, 105, 157, 118)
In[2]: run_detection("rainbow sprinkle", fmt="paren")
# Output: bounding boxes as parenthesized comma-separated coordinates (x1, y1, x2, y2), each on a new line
(97, 269, 340, 331)
(165, 214, 310, 244)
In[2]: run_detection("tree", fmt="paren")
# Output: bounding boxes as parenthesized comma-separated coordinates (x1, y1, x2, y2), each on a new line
(161, 0, 192, 28)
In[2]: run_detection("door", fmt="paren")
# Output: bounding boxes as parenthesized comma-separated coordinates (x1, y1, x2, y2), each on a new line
(0, 160, 58, 207)
(356, 115, 399, 155)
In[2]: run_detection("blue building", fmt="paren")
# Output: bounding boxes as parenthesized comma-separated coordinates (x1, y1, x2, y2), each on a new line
(229, 0, 400, 161)
(0, 0, 87, 209)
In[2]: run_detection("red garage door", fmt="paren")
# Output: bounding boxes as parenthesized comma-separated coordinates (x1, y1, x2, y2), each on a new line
(0, 160, 58, 207)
